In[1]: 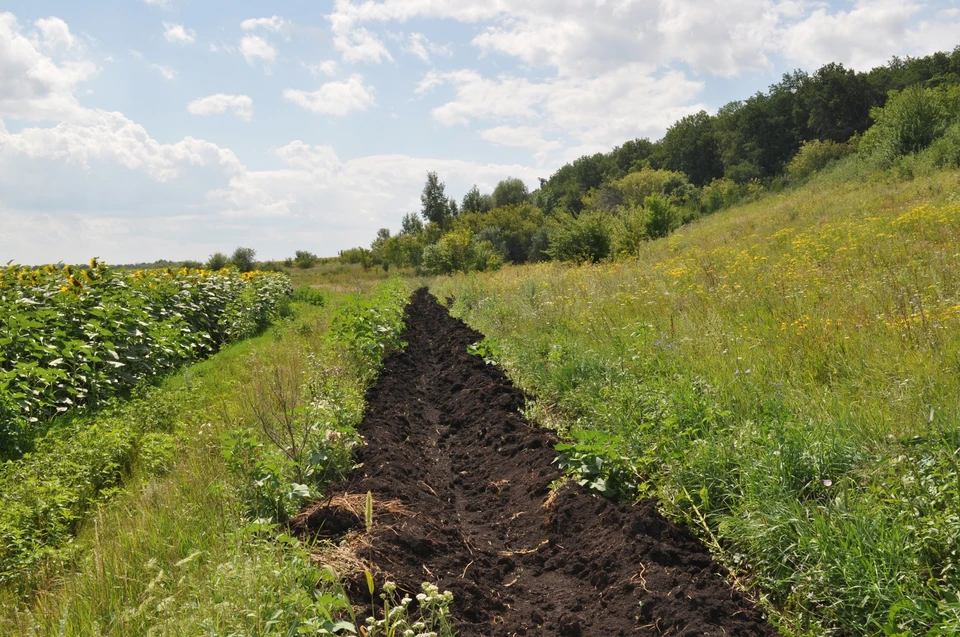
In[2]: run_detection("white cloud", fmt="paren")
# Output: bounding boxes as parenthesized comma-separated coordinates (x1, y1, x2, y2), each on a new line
(240, 34, 276, 65)
(163, 22, 195, 44)
(241, 16, 286, 32)
(403, 32, 451, 63)
(329, 12, 392, 64)
(304, 59, 338, 77)
(187, 94, 253, 121)
(415, 70, 444, 95)
(779, 0, 950, 71)
(142, 0, 172, 8)
(151, 63, 176, 80)
(283, 74, 375, 116)
(33, 17, 76, 52)
(423, 66, 705, 160)
(1, 111, 243, 182)
(0, 13, 98, 121)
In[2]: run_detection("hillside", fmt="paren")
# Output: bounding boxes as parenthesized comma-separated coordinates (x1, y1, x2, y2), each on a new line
(431, 159, 960, 635)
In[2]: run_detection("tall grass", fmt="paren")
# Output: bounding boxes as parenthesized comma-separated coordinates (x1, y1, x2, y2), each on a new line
(432, 160, 960, 635)
(0, 281, 412, 636)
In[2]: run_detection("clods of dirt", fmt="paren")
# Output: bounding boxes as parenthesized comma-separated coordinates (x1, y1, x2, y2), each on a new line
(293, 288, 778, 636)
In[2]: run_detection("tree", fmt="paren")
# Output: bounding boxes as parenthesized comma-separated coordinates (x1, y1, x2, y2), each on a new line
(293, 250, 317, 269)
(400, 212, 424, 235)
(797, 62, 876, 142)
(660, 110, 724, 186)
(231, 247, 257, 273)
(492, 177, 529, 208)
(208, 252, 229, 270)
(462, 185, 492, 214)
(421, 171, 452, 226)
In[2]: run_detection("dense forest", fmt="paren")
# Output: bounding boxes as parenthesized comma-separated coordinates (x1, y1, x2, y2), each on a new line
(339, 47, 960, 273)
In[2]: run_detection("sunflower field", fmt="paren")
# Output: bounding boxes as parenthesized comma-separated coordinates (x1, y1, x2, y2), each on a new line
(0, 259, 292, 460)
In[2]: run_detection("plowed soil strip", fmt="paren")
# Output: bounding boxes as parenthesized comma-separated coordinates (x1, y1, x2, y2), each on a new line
(294, 289, 777, 637)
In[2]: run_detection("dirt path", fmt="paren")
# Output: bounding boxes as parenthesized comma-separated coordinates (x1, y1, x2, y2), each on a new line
(294, 289, 777, 636)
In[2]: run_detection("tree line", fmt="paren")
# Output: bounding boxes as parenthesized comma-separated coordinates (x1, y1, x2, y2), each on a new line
(340, 47, 960, 273)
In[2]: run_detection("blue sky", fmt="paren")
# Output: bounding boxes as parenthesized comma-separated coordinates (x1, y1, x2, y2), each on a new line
(1, 0, 959, 264)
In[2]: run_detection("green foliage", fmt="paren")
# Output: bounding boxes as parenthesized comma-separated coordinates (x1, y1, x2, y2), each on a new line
(611, 206, 648, 257)
(0, 385, 187, 582)
(421, 230, 472, 275)
(294, 250, 318, 269)
(207, 252, 229, 270)
(466, 337, 502, 366)
(609, 168, 689, 208)
(461, 184, 492, 214)
(230, 247, 257, 273)
(0, 392, 29, 461)
(492, 177, 529, 208)
(0, 262, 291, 436)
(420, 171, 455, 227)
(329, 280, 409, 379)
(454, 202, 547, 265)
(642, 193, 680, 239)
(860, 85, 960, 165)
(920, 120, 960, 168)
(547, 212, 612, 263)
(555, 430, 638, 499)
(700, 178, 749, 214)
(660, 110, 724, 186)
(399, 212, 424, 236)
(786, 139, 855, 181)
(292, 285, 326, 306)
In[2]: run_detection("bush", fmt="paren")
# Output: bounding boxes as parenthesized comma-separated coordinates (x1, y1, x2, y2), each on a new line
(612, 206, 648, 257)
(0, 393, 29, 462)
(231, 247, 257, 273)
(921, 120, 960, 168)
(293, 250, 317, 269)
(859, 85, 959, 165)
(207, 252, 229, 270)
(470, 240, 505, 272)
(612, 168, 689, 208)
(643, 194, 680, 239)
(700, 178, 749, 214)
(786, 140, 854, 182)
(292, 286, 326, 306)
(547, 212, 612, 263)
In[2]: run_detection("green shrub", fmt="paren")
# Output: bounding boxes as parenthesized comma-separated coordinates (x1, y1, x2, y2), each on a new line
(921, 120, 960, 168)
(292, 286, 326, 306)
(643, 193, 680, 239)
(786, 139, 855, 181)
(547, 212, 613, 263)
(859, 86, 959, 165)
(700, 178, 749, 213)
(612, 206, 648, 257)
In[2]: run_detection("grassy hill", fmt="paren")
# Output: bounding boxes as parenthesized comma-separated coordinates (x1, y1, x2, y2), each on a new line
(431, 159, 960, 635)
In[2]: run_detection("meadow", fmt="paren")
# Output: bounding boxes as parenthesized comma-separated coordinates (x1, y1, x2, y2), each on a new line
(431, 160, 960, 635)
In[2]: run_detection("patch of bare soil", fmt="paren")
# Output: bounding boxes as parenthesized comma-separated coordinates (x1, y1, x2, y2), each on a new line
(293, 289, 777, 636)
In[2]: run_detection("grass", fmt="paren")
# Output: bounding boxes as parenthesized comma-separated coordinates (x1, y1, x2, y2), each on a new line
(431, 159, 960, 635)
(0, 280, 414, 636)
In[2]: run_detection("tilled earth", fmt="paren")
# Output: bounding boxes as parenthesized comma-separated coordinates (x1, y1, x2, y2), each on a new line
(293, 289, 777, 636)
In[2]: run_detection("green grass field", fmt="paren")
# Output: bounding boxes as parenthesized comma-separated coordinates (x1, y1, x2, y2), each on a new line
(432, 160, 960, 635)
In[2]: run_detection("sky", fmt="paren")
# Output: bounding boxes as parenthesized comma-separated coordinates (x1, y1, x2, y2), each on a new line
(1, 1, 959, 264)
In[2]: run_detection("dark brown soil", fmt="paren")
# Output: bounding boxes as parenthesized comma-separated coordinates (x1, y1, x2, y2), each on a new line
(293, 289, 778, 636)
